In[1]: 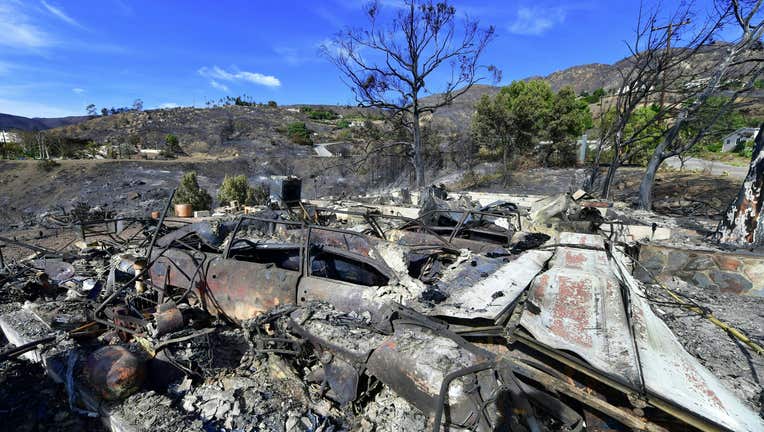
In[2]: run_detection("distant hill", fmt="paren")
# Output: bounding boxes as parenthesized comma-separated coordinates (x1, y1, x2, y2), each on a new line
(0, 113, 91, 131)
(428, 42, 762, 131)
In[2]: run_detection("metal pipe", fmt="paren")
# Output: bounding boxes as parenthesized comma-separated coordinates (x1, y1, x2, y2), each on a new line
(146, 188, 176, 261)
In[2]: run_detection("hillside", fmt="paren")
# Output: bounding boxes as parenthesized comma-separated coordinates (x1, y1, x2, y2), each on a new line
(17, 42, 763, 150)
(47, 104, 380, 158)
(0, 113, 91, 131)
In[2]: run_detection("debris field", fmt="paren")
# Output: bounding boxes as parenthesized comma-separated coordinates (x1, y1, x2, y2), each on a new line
(0, 183, 763, 432)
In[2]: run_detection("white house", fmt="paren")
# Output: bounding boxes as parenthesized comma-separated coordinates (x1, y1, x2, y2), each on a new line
(722, 127, 759, 152)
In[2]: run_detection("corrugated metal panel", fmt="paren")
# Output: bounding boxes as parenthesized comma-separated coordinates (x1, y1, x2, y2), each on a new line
(520, 235, 641, 387)
(522, 232, 764, 431)
(611, 250, 764, 432)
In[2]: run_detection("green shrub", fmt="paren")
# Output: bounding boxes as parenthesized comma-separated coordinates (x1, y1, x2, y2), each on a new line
(737, 141, 754, 159)
(337, 128, 353, 141)
(267, 100, 277, 107)
(706, 142, 723, 152)
(174, 171, 212, 210)
(286, 122, 313, 145)
(217, 174, 267, 206)
(337, 119, 351, 129)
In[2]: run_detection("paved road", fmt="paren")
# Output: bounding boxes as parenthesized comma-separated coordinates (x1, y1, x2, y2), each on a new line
(313, 142, 344, 157)
(664, 156, 748, 179)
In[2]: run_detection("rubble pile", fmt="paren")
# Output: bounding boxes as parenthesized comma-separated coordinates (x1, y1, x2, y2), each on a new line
(0, 187, 763, 432)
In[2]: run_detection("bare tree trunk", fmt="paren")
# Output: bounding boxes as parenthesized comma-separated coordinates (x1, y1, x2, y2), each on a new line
(584, 137, 605, 192)
(501, 139, 513, 186)
(601, 161, 619, 199)
(716, 124, 764, 247)
(412, 111, 425, 188)
(601, 132, 622, 198)
(637, 40, 747, 210)
(638, 119, 684, 209)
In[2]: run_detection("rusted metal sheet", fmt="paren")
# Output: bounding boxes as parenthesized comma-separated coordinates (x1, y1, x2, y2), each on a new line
(298, 277, 387, 321)
(520, 234, 641, 388)
(149, 249, 203, 291)
(309, 229, 375, 257)
(366, 324, 496, 430)
(523, 232, 764, 431)
(203, 258, 299, 320)
(611, 250, 764, 432)
(386, 229, 507, 255)
(152, 301, 184, 337)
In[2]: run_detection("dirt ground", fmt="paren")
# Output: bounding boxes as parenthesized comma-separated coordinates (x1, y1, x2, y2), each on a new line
(0, 157, 358, 231)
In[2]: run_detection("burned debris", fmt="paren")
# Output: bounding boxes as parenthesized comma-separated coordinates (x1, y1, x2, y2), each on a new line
(1, 185, 763, 432)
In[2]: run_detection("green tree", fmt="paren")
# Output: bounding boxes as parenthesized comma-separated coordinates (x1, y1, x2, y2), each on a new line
(545, 86, 592, 166)
(174, 172, 212, 210)
(307, 109, 338, 120)
(217, 175, 265, 206)
(585, 88, 605, 104)
(471, 80, 553, 184)
(164, 134, 183, 155)
(682, 96, 746, 153)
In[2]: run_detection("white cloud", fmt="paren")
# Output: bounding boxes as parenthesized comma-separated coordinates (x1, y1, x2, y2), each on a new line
(41, 1, 84, 29)
(198, 66, 281, 88)
(72, 87, 85, 94)
(158, 102, 180, 109)
(0, 2, 52, 48)
(508, 6, 566, 36)
(210, 80, 229, 92)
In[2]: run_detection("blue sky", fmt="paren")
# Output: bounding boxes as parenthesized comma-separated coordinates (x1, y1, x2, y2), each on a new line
(0, 0, 732, 117)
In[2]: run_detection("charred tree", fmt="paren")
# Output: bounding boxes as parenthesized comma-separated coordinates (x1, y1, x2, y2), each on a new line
(716, 124, 764, 247)
(584, 2, 714, 198)
(322, 0, 497, 189)
(636, 0, 764, 209)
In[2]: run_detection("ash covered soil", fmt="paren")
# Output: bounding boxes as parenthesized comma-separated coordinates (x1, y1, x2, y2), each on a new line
(646, 278, 764, 417)
(0, 157, 356, 231)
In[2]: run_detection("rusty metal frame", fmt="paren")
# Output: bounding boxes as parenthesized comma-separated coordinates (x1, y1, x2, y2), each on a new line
(302, 225, 396, 283)
(399, 209, 520, 245)
(311, 206, 455, 246)
(223, 214, 398, 283)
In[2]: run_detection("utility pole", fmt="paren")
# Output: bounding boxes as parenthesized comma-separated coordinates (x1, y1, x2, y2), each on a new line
(652, 18, 691, 109)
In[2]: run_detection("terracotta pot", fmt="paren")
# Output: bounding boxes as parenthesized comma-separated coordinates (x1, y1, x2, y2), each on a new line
(174, 203, 193, 218)
(150, 211, 160, 219)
